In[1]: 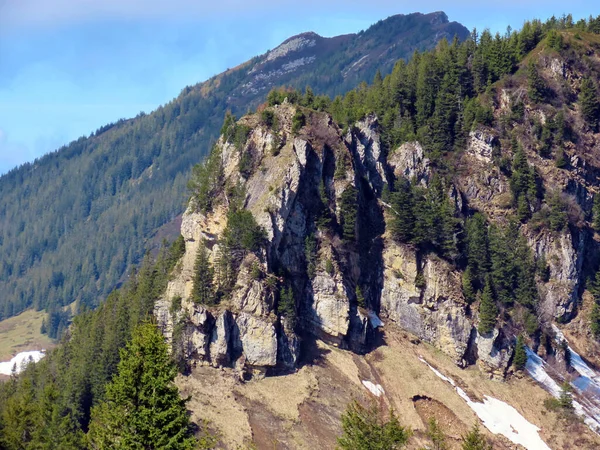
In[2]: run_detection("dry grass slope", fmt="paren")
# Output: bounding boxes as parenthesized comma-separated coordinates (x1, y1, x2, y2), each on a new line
(178, 326, 600, 450)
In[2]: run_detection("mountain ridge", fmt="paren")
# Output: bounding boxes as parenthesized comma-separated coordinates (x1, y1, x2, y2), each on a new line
(0, 11, 469, 323)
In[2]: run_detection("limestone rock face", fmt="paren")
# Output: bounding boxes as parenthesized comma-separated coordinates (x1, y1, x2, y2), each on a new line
(528, 230, 583, 321)
(476, 329, 514, 377)
(380, 240, 473, 365)
(156, 103, 596, 376)
(235, 312, 278, 367)
(388, 141, 430, 186)
(346, 115, 386, 194)
(308, 269, 351, 343)
(467, 129, 496, 163)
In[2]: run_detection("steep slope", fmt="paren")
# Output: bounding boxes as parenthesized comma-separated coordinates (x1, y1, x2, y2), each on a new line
(155, 21, 600, 447)
(0, 11, 469, 322)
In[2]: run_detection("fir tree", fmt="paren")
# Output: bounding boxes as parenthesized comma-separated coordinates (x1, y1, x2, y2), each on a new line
(88, 323, 202, 450)
(192, 244, 215, 305)
(513, 335, 528, 371)
(337, 400, 410, 450)
(478, 279, 498, 335)
(461, 424, 492, 450)
(579, 77, 600, 131)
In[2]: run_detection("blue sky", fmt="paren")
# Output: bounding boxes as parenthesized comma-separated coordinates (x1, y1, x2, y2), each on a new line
(0, 1, 596, 174)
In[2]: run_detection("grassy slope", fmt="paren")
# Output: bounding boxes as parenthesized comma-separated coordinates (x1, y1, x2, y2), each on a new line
(177, 327, 600, 450)
(0, 309, 55, 361)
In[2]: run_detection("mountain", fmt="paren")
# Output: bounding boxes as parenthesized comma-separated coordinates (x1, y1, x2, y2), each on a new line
(0, 11, 469, 322)
(3, 13, 600, 450)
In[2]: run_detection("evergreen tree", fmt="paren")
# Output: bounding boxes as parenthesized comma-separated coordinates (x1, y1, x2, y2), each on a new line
(389, 178, 415, 243)
(337, 400, 410, 450)
(589, 267, 600, 301)
(340, 186, 358, 242)
(88, 323, 201, 450)
(593, 195, 600, 231)
(191, 244, 215, 305)
(462, 267, 476, 305)
(558, 382, 574, 410)
(513, 335, 528, 371)
(590, 303, 600, 339)
(356, 285, 366, 309)
(461, 424, 492, 450)
(317, 180, 332, 229)
(464, 213, 490, 285)
(427, 418, 448, 450)
(278, 285, 296, 327)
(579, 77, 600, 131)
(478, 279, 498, 335)
(527, 60, 547, 103)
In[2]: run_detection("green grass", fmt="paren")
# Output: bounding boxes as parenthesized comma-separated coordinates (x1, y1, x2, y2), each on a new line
(0, 309, 56, 361)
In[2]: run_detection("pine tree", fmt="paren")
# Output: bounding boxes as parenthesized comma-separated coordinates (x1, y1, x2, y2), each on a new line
(337, 400, 410, 450)
(88, 323, 202, 449)
(461, 424, 492, 450)
(579, 77, 600, 131)
(513, 335, 527, 371)
(478, 279, 498, 335)
(192, 244, 215, 305)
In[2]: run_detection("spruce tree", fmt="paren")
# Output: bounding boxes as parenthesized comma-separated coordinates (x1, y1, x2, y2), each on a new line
(579, 77, 600, 131)
(427, 418, 448, 450)
(340, 186, 358, 242)
(513, 335, 527, 371)
(461, 424, 492, 450)
(192, 244, 215, 305)
(589, 267, 600, 301)
(389, 178, 415, 243)
(87, 323, 201, 450)
(462, 267, 476, 304)
(478, 279, 498, 335)
(337, 400, 410, 450)
(527, 60, 547, 103)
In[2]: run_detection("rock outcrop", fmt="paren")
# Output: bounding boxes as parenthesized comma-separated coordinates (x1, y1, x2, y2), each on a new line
(156, 96, 598, 377)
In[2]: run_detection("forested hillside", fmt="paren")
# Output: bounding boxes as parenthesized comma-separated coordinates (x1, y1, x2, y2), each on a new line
(3, 13, 600, 449)
(0, 12, 468, 322)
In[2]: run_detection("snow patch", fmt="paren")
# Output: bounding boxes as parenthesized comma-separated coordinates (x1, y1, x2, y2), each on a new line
(0, 350, 45, 375)
(420, 356, 551, 450)
(362, 380, 384, 397)
(367, 311, 384, 328)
